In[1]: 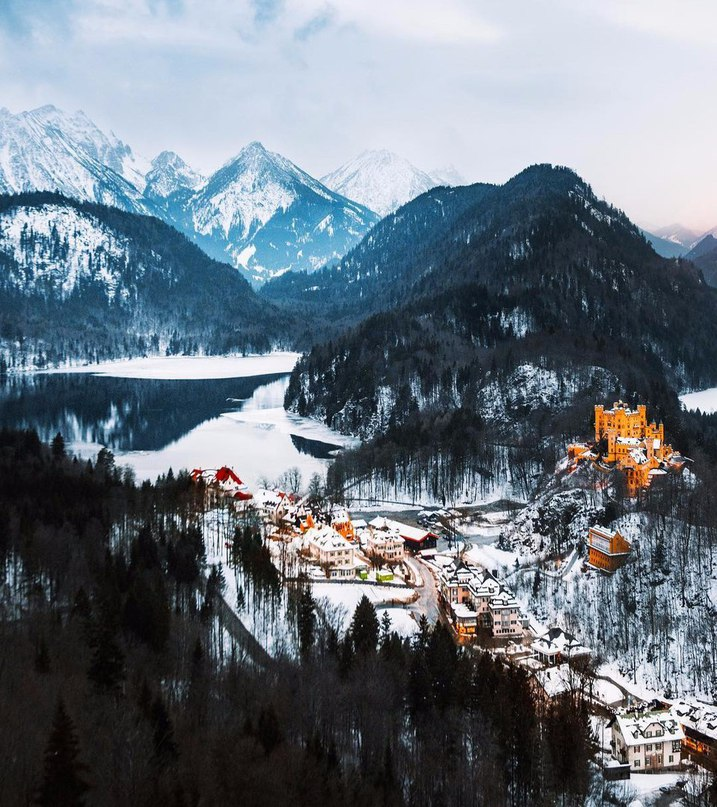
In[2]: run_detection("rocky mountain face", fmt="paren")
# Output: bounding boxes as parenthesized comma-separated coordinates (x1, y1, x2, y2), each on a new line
(0, 105, 151, 214)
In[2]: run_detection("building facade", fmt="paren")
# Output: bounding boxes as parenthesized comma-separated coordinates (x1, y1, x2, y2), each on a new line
(612, 708, 685, 772)
(587, 525, 631, 572)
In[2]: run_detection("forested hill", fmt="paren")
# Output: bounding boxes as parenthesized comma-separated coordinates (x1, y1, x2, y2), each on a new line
(282, 165, 717, 497)
(261, 181, 495, 329)
(0, 192, 288, 368)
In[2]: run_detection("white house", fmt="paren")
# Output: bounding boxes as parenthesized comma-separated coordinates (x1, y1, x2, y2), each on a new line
(304, 526, 356, 579)
(611, 707, 685, 771)
(531, 627, 592, 666)
(366, 530, 405, 564)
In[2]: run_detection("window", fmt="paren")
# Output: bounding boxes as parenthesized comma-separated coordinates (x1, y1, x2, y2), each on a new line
(645, 744, 652, 752)
(672, 741, 681, 753)
(634, 760, 640, 768)
(668, 755, 673, 763)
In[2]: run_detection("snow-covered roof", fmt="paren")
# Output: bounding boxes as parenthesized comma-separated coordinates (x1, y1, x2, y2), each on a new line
(489, 591, 519, 610)
(305, 526, 352, 551)
(629, 448, 648, 465)
(441, 558, 479, 585)
(368, 516, 434, 543)
(672, 700, 717, 741)
(614, 708, 684, 748)
(452, 603, 477, 619)
(532, 626, 591, 658)
(617, 436, 643, 446)
(253, 488, 287, 509)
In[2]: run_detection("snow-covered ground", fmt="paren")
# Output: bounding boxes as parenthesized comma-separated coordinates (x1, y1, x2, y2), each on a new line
(680, 386, 717, 414)
(46, 352, 301, 380)
(463, 543, 519, 574)
(312, 581, 416, 629)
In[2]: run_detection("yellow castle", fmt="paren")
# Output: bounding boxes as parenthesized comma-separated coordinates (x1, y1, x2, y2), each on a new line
(569, 401, 685, 495)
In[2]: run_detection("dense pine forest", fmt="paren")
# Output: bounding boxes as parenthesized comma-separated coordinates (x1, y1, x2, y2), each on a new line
(0, 430, 597, 806)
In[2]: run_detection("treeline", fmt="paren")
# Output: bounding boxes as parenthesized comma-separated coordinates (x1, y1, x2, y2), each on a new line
(0, 430, 594, 805)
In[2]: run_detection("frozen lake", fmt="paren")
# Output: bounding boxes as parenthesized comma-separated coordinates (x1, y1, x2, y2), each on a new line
(680, 386, 717, 414)
(2, 354, 357, 487)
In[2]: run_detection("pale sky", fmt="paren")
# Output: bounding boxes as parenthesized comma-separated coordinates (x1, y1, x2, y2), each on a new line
(0, 0, 716, 230)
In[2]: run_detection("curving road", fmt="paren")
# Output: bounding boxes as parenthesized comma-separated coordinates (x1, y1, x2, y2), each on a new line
(404, 556, 441, 623)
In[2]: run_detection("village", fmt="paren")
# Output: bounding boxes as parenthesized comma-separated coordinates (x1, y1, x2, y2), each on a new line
(192, 400, 715, 800)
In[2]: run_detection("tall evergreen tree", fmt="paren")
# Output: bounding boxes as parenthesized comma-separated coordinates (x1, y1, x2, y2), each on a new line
(350, 595, 379, 656)
(296, 585, 317, 660)
(37, 698, 89, 807)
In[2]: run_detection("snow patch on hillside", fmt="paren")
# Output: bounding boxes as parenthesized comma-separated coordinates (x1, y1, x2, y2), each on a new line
(0, 204, 131, 298)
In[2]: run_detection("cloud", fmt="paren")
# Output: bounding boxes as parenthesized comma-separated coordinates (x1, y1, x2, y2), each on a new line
(575, 0, 717, 45)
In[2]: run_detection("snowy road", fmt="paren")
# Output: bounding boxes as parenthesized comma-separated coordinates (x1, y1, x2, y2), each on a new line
(404, 556, 441, 623)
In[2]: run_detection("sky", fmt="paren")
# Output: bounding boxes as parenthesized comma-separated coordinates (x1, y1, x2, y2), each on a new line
(0, 0, 715, 231)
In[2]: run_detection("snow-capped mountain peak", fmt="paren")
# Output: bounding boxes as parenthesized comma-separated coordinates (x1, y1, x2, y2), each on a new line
(183, 141, 378, 281)
(0, 104, 150, 213)
(144, 150, 203, 199)
(322, 149, 440, 217)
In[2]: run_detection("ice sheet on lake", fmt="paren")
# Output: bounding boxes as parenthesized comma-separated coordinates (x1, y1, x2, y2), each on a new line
(680, 386, 717, 414)
(43, 352, 301, 380)
(223, 406, 360, 449)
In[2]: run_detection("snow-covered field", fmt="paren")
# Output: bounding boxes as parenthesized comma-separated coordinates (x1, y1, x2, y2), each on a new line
(46, 352, 301, 380)
(680, 386, 717, 414)
(312, 582, 416, 628)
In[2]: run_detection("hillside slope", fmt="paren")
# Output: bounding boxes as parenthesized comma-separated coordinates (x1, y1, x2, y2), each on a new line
(0, 192, 286, 368)
(277, 164, 717, 500)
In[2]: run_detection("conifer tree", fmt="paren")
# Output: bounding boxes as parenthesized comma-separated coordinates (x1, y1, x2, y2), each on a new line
(350, 595, 379, 656)
(87, 609, 125, 695)
(37, 698, 89, 807)
(51, 432, 65, 460)
(296, 586, 316, 659)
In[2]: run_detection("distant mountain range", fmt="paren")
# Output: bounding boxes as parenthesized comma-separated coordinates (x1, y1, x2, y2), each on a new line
(0, 106, 382, 284)
(643, 222, 717, 258)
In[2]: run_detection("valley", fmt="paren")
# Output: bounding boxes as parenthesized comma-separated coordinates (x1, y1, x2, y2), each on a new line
(3, 107, 717, 807)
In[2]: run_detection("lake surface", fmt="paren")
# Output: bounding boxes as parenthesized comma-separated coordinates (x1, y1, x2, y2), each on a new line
(0, 356, 356, 487)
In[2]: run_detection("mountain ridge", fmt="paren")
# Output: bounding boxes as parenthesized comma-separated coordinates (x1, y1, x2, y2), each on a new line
(0, 106, 379, 284)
